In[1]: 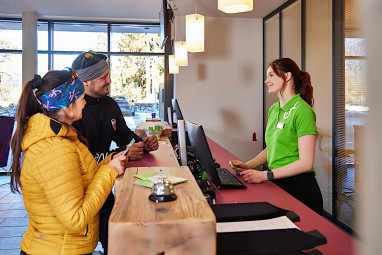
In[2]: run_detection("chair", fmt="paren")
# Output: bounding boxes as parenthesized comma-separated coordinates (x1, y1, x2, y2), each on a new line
(0, 116, 15, 168)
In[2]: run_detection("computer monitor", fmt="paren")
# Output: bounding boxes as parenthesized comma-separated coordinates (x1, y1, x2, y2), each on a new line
(171, 98, 184, 120)
(185, 120, 221, 189)
(177, 119, 188, 166)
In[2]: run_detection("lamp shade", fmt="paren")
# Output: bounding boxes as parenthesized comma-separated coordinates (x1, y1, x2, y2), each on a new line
(174, 41, 188, 66)
(169, 55, 179, 74)
(218, 0, 253, 14)
(186, 14, 204, 52)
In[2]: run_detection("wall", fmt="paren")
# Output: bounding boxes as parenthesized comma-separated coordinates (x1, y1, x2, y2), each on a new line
(174, 16, 264, 162)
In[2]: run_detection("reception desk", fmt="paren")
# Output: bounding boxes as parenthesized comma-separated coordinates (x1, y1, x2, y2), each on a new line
(207, 137, 358, 255)
(109, 140, 216, 255)
(108, 136, 358, 255)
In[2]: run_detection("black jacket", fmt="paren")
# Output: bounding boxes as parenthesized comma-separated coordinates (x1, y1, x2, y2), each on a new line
(73, 94, 141, 162)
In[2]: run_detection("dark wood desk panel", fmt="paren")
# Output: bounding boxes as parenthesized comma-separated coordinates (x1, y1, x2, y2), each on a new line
(207, 137, 358, 255)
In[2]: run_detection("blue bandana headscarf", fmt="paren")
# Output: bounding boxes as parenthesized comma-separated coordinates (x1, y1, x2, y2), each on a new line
(38, 69, 85, 111)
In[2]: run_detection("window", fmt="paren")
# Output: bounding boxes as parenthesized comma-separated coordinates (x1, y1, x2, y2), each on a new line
(0, 19, 22, 116)
(333, 0, 365, 233)
(0, 19, 164, 119)
(337, 33, 367, 231)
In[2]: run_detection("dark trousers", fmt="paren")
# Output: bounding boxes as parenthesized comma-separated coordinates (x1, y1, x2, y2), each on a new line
(99, 192, 115, 255)
(273, 172, 323, 214)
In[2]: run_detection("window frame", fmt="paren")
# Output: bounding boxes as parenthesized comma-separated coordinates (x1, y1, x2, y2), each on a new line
(0, 18, 172, 121)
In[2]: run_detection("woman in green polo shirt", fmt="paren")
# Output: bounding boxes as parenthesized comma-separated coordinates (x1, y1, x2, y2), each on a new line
(231, 58, 323, 214)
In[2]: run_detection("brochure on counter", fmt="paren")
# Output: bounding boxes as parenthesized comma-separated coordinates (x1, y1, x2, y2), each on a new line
(133, 172, 188, 188)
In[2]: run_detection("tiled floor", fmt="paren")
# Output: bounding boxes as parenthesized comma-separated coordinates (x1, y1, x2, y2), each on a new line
(0, 177, 28, 255)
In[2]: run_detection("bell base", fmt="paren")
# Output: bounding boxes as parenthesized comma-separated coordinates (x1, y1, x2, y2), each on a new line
(149, 193, 177, 203)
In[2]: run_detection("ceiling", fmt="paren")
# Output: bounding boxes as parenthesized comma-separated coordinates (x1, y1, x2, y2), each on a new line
(0, 0, 288, 22)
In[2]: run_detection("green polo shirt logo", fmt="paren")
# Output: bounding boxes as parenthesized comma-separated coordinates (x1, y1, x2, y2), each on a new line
(283, 101, 299, 120)
(265, 94, 317, 173)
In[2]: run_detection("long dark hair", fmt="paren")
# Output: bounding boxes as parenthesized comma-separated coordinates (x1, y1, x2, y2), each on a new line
(269, 58, 314, 107)
(10, 70, 87, 193)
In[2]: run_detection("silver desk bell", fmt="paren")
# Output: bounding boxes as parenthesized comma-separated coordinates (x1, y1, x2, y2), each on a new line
(149, 176, 177, 203)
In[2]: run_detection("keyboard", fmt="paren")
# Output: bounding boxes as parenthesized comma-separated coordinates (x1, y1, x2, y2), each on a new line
(217, 168, 247, 189)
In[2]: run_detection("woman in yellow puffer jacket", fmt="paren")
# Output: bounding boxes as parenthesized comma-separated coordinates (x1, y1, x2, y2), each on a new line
(10, 68, 128, 255)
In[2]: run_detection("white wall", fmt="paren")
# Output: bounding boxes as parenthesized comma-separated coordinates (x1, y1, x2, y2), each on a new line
(174, 16, 264, 162)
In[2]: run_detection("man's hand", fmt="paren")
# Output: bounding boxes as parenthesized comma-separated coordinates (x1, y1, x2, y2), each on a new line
(128, 142, 144, 160)
(143, 135, 159, 152)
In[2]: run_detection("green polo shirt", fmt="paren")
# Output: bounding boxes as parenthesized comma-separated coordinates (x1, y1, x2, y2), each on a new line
(265, 94, 317, 174)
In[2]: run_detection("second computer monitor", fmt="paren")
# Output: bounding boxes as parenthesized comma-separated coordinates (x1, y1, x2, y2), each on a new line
(171, 98, 184, 120)
(185, 120, 222, 189)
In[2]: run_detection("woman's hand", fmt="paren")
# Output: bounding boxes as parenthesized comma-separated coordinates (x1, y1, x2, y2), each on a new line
(240, 169, 268, 183)
(230, 160, 248, 173)
(108, 152, 129, 176)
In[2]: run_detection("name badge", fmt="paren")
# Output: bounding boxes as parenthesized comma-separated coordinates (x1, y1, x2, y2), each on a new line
(277, 122, 285, 129)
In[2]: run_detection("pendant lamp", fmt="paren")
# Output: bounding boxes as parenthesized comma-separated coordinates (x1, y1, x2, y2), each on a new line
(186, 14, 204, 52)
(174, 41, 188, 66)
(169, 55, 179, 74)
(218, 0, 253, 14)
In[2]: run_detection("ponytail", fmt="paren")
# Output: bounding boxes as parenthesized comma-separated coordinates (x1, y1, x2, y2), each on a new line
(10, 70, 73, 193)
(10, 80, 43, 193)
(295, 70, 314, 107)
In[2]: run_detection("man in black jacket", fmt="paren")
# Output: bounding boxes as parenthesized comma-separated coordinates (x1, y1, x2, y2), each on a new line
(72, 51, 159, 254)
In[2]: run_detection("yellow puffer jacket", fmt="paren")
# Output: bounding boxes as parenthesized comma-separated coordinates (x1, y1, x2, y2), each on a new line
(20, 113, 118, 255)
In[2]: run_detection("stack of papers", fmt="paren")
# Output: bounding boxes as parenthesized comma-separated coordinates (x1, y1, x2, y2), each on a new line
(216, 216, 299, 233)
(133, 172, 188, 188)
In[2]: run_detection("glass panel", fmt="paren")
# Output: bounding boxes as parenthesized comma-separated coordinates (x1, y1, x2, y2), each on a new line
(282, 0, 301, 66)
(0, 53, 22, 116)
(38, 21, 49, 51)
(38, 53, 49, 76)
(111, 24, 162, 53)
(306, 0, 333, 214)
(339, 39, 367, 230)
(345, 58, 367, 110)
(53, 54, 80, 70)
(0, 20, 22, 50)
(53, 22, 107, 52)
(264, 14, 280, 124)
(109, 55, 164, 118)
(345, 38, 366, 56)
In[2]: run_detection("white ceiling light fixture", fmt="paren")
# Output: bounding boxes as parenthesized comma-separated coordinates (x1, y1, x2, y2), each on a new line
(174, 41, 188, 66)
(186, 13, 204, 52)
(218, 0, 253, 14)
(169, 55, 179, 74)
